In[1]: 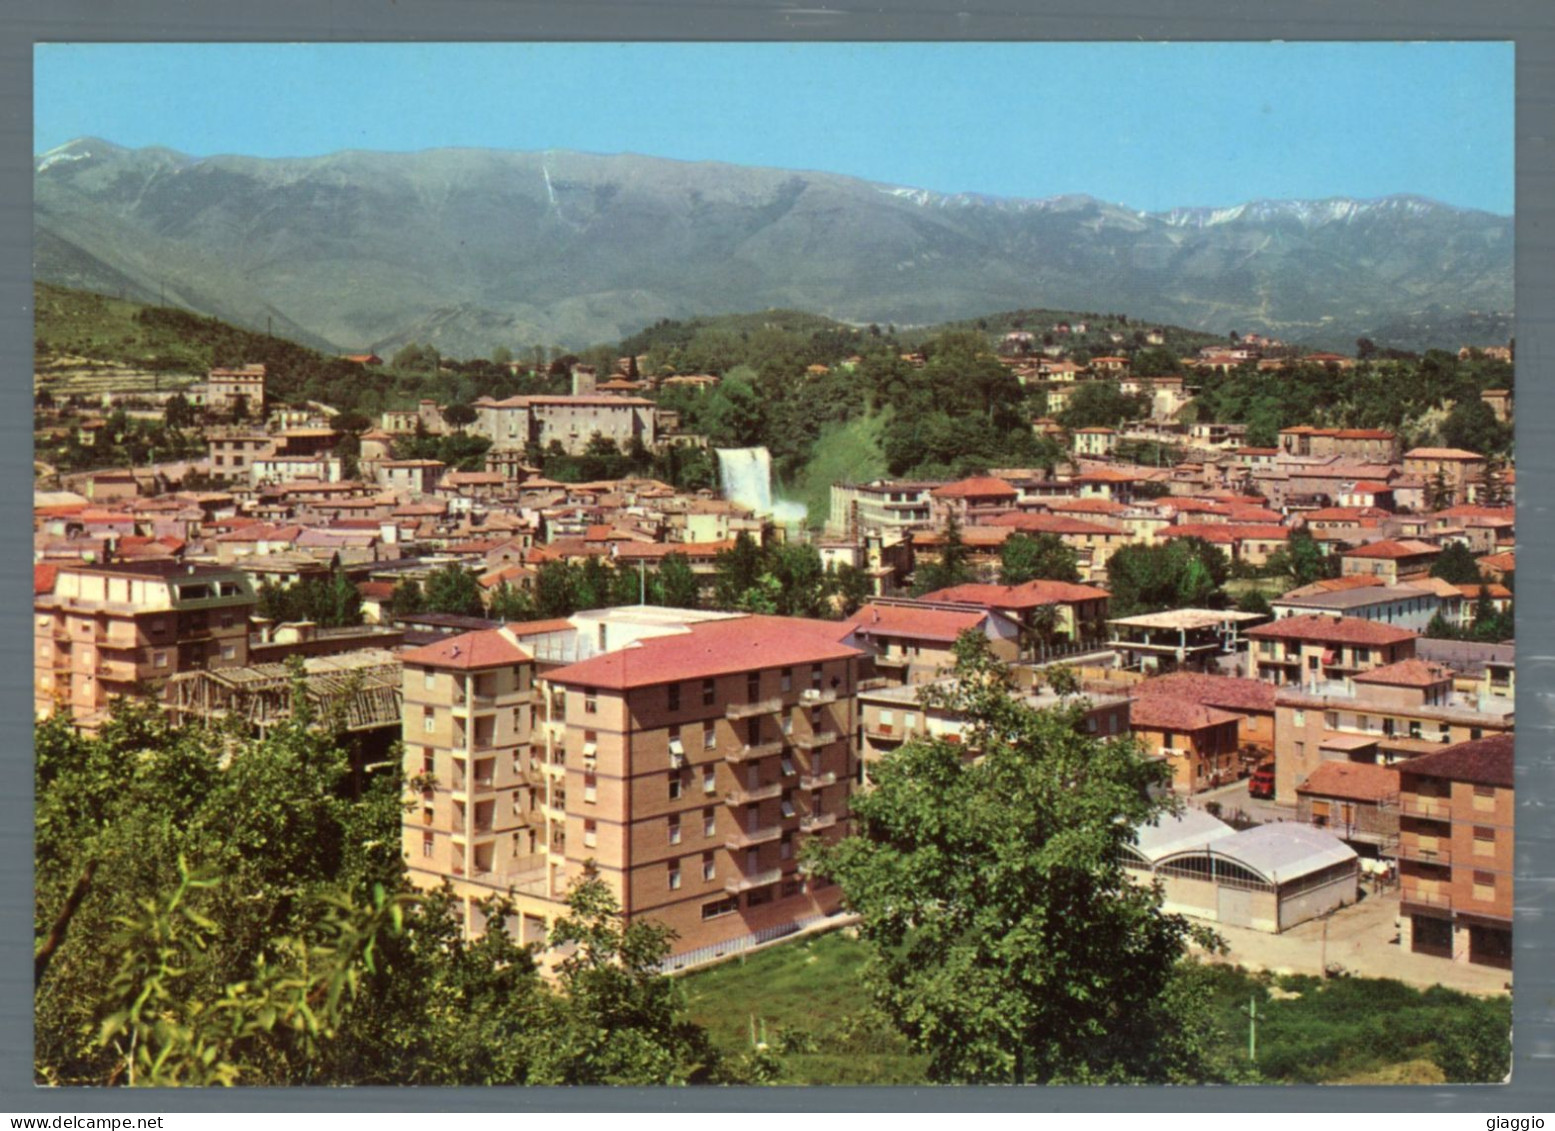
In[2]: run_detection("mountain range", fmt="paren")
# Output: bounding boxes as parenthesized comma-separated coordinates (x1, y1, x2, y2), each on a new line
(34, 138, 1514, 356)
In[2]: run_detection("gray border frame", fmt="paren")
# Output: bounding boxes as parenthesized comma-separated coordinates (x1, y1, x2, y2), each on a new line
(3, 0, 1549, 1113)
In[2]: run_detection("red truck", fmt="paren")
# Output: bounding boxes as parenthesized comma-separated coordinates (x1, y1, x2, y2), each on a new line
(1248, 764, 1276, 800)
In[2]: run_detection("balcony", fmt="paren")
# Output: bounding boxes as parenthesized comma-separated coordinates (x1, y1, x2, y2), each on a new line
(724, 740, 786, 764)
(725, 867, 784, 895)
(1401, 795, 1452, 820)
(726, 696, 784, 720)
(799, 812, 838, 833)
(98, 660, 141, 682)
(452, 693, 498, 714)
(1398, 836, 1452, 866)
(871, 654, 910, 670)
(726, 824, 783, 849)
(1401, 885, 1453, 910)
(792, 730, 839, 750)
(800, 771, 837, 791)
(864, 723, 902, 741)
(799, 688, 839, 706)
(725, 782, 784, 806)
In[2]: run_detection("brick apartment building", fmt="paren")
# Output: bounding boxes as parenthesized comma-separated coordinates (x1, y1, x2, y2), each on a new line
(401, 607, 864, 960)
(1398, 734, 1514, 969)
(1245, 614, 1417, 686)
(35, 561, 257, 728)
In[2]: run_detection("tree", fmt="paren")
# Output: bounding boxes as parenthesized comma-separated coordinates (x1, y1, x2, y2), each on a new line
(1433, 997, 1512, 1083)
(1430, 543, 1483, 586)
(163, 393, 196, 430)
(911, 513, 977, 596)
(1263, 528, 1336, 589)
(807, 636, 1230, 1084)
(390, 578, 425, 618)
(656, 553, 702, 610)
(422, 564, 486, 618)
(442, 402, 477, 432)
(999, 533, 1081, 585)
(1440, 399, 1509, 456)
(492, 346, 514, 367)
(713, 532, 766, 609)
(1106, 539, 1229, 618)
(528, 876, 716, 1085)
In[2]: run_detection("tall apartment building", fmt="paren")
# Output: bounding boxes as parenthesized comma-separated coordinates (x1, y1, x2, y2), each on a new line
(1397, 734, 1513, 968)
(35, 561, 257, 728)
(1269, 659, 1515, 805)
(401, 607, 863, 959)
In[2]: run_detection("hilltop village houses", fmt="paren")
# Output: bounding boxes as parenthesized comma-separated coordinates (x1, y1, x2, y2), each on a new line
(34, 344, 1516, 972)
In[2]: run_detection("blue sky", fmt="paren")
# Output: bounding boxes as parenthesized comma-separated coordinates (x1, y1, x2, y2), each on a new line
(35, 42, 1514, 214)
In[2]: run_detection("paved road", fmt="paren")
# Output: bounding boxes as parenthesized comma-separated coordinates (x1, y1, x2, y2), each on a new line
(1190, 887, 1511, 997)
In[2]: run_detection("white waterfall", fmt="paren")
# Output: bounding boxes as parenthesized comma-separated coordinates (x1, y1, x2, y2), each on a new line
(715, 447, 808, 525)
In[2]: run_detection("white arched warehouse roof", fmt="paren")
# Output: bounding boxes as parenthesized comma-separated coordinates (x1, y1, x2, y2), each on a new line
(1157, 823, 1357, 887)
(1131, 808, 1237, 864)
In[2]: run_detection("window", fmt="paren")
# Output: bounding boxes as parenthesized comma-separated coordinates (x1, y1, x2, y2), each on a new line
(221, 644, 236, 661)
(667, 817, 681, 845)
(702, 853, 716, 881)
(668, 773, 683, 800)
(583, 773, 598, 804)
(781, 667, 792, 692)
(1163, 733, 1175, 750)
(904, 711, 917, 730)
(423, 670, 436, 691)
(582, 730, 598, 758)
(667, 682, 680, 711)
(811, 666, 823, 691)
(780, 833, 793, 860)
(583, 820, 598, 849)
(1324, 712, 1338, 730)
(702, 766, 716, 794)
(422, 832, 434, 858)
(1293, 710, 1306, 728)
(781, 756, 796, 778)
(153, 651, 169, 669)
(1474, 826, 1496, 856)
(1408, 721, 1422, 740)
(423, 712, 435, 734)
(1383, 717, 1395, 737)
(702, 678, 715, 706)
(584, 692, 598, 715)
(701, 896, 738, 920)
(667, 861, 682, 891)
(703, 724, 717, 750)
(703, 807, 717, 838)
(1474, 784, 1497, 812)
(1471, 727, 1484, 741)
(1473, 870, 1496, 901)
(781, 793, 796, 819)
(747, 672, 760, 699)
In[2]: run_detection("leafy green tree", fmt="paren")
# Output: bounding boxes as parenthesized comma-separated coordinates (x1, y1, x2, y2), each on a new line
(713, 532, 767, 609)
(1237, 588, 1274, 616)
(1440, 399, 1509, 456)
(911, 513, 977, 596)
(528, 876, 716, 1085)
(534, 560, 578, 619)
(1106, 538, 1229, 618)
(390, 578, 425, 618)
(488, 582, 537, 622)
(1433, 997, 1512, 1083)
(163, 393, 196, 430)
(1058, 380, 1147, 431)
(1430, 543, 1483, 586)
(999, 533, 1081, 585)
(656, 553, 702, 610)
(1263, 528, 1336, 589)
(442, 402, 478, 432)
(422, 564, 486, 618)
(807, 636, 1230, 1084)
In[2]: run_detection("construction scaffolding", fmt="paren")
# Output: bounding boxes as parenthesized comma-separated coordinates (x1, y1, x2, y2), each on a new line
(165, 649, 403, 735)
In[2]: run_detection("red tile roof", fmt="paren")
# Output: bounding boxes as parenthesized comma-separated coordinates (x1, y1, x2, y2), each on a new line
(1128, 696, 1241, 733)
(1405, 447, 1485, 460)
(1342, 539, 1441, 560)
(845, 603, 989, 643)
(1133, 671, 1276, 714)
(400, 628, 533, 670)
(34, 564, 57, 595)
(1399, 734, 1513, 789)
(1246, 614, 1417, 646)
(930, 476, 1019, 500)
(1297, 761, 1400, 803)
(544, 615, 860, 690)
(985, 512, 1122, 536)
(921, 579, 1110, 608)
(1352, 659, 1453, 688)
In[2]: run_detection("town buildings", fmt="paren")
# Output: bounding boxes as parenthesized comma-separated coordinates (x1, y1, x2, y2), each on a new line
(1398, 734, 1513, 968)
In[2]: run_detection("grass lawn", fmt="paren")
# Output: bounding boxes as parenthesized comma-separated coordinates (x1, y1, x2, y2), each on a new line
(788, 414, 889, 530)
(679, 929, 927, 1085)
(680, 928, 1510, 1086)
